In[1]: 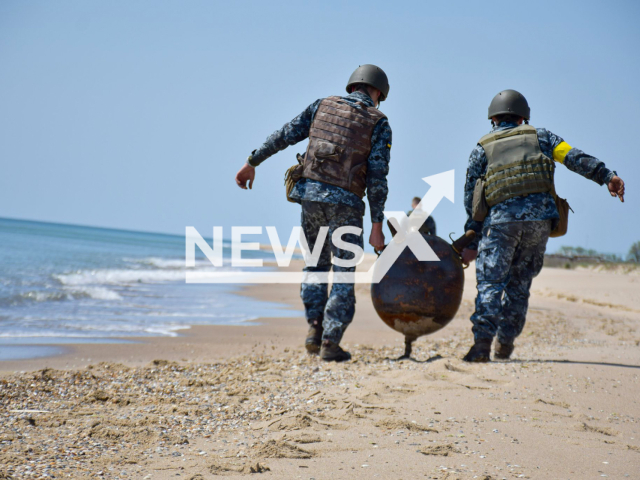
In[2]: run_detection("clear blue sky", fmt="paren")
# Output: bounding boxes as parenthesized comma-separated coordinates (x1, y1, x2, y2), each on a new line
(1, 0, 638, 256)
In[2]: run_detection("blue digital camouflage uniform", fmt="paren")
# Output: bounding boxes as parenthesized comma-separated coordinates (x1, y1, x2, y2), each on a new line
(300, 201, 363, 343)
(249, 91, 391, 344)
(464, 122, 616, 343)
(474, 220, 551, 342)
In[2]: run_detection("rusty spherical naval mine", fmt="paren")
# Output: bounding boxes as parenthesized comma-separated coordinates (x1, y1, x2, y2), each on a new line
(371, 234, 466, 342)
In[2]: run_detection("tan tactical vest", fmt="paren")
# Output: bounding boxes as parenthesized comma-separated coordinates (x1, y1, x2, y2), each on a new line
(302, 96, 386, 198)
(479, 124, 555, 206)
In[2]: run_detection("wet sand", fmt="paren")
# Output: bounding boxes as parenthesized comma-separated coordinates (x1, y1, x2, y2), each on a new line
(1, 259, 639, 479)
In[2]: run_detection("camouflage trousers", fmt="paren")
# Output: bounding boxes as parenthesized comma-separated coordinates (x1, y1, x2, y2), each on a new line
(300, 201, 363, 344)
(471, 220, 552, 343)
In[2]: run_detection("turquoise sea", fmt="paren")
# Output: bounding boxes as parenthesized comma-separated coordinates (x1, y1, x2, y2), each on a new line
(0, 218, 300, 360)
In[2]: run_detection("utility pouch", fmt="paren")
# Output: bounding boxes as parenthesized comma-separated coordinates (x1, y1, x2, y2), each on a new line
(472, 177, 489, 222)
(314, 141, 341, 163)
(284, 153, 305, 204)
(550, 189, 573, 238)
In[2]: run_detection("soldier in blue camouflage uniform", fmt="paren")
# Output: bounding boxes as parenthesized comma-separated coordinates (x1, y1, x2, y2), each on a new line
(235, 65, 392, 362)
(461, 90, 625, 362)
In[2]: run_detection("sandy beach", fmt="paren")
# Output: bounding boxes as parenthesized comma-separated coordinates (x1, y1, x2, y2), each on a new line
(1, 259, 639, 479)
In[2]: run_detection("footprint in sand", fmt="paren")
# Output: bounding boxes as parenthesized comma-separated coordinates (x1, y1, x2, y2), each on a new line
(384, 384, 416, 395)
(209, 460, 271, 475)
(419, 443, 460, 456)
(253, 413, 331, 432)
(255, 439, 313, 459)
(375, 418, 438, 433)
(575, 422, 619, 437)
(287, 433, 322, 444)
(536, 398, 570, 409)
(274, 414, 316, 430)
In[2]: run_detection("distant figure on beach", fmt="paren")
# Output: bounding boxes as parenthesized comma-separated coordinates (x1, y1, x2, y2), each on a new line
(461, 89, 626, 362)
(387, 196, 437, 237)
(235, 65, 392, 362)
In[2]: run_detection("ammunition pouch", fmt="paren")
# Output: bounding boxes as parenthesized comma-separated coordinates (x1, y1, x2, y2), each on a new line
(284, 154, 304, 204)
(471, 177, 489, 222)
(550, 187, 572, 238)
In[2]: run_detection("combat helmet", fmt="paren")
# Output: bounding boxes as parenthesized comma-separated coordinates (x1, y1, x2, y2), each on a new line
(488, 89, 530, 120)
(346, 64, 390, 101)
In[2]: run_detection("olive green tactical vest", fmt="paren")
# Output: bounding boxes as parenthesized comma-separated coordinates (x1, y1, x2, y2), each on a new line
(302, 96, 386, 198)
(479, 124, 555, 207)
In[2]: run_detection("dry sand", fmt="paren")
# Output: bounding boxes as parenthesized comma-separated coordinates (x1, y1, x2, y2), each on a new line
(1, 258, 639, 479)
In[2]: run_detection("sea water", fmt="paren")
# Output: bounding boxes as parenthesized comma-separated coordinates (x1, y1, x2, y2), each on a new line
(0, 218, 300, 359)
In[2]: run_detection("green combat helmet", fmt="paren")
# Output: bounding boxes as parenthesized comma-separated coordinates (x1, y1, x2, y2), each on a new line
(346, 64, 390, 101)
(488, 89, 530, 120)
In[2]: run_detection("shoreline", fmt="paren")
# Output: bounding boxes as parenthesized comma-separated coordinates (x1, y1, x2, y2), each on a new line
(2, 259, 639, 374)
(0, 261, 310, 372)
(1, 261, 640, 478)
(0, 256, 372, 373)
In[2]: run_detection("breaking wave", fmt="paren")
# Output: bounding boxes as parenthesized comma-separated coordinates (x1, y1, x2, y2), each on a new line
(0, 218, 301, 342)
(0, 286, 122, 307)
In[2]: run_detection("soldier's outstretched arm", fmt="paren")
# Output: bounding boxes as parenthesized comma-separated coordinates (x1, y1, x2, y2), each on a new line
(235, 99, 322, 190)
(542, 129, 625, 202)
(366, 119, 392, 251)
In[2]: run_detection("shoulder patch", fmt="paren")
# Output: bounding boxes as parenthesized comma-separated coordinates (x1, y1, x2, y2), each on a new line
(387, 143, 392, 149)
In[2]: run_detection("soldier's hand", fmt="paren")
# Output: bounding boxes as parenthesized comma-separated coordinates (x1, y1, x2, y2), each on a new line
(235, 163, 255, 190)
(369, 223, 385, 252)
(461, 248, 478, 265)
(608, 175, 625, 203)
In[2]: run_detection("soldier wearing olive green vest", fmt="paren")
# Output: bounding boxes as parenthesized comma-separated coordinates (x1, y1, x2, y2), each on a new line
(461, 89, 625, 362)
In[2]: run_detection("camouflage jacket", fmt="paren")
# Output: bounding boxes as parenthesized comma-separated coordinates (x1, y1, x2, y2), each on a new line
(249, 91, 392, 223)
(464, 122, 616, 250)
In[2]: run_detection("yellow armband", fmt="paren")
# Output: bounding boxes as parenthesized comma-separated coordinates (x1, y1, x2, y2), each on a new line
(553, 141, 572, 164)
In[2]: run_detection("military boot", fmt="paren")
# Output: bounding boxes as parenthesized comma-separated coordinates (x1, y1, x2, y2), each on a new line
(305, 321, 323, 355)
(462, 338, 492, 363)
(320, 340, 351, 362)
(494, 339, 515, 360)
